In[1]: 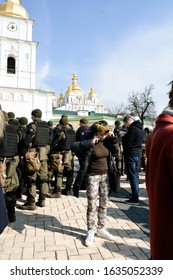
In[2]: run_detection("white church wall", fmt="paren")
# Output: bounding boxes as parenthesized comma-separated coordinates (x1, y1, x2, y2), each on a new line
(0, 88, 52, 121)
(0, 15, 33, 41)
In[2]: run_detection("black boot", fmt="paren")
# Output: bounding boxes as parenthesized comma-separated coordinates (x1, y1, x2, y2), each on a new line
(61, 189, 71, 196)
(62, 176, 73, 196)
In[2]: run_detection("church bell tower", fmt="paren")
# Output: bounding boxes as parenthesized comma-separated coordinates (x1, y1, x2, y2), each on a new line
(0, 0, 53, 121)
(0, 0, 37, 89)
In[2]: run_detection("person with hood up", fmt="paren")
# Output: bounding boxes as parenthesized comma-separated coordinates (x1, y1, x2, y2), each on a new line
(121, 115, 144, 205)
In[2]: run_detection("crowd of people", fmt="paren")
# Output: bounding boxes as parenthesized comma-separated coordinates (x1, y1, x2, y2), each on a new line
(1, 80, 173, 259)
(0, 108, 151, 248)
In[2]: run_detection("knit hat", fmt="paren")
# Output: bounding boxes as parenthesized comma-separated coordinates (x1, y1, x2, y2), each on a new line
(19, 117, 28, 125)
(47, 120, 53, 127)
(8, 111, 15, 119)
(61, 114, 68, 119)
(31, 109, 42, 118)
(80, 118, 88, 125)
(59, 117, 68, 126)
(115, 120, 120, 126)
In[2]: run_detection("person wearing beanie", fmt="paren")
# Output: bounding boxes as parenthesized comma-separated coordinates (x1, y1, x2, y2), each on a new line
(145, 82, 173, 259)
(47, 120, 53, 127)
(8, 111, 15, 120)
(31, 109, 42, 119)
(80, 118, 88, 125)
(19, 109, 50, 210)
(19, 117, 28, 126)
(59, 117, 68, 126)
(59, 114, 73, 129)
(48, 117, 76, 198)
(61, 114, 68, 118)
(8, 111, 19, 126)
(76, 118, 89, 142)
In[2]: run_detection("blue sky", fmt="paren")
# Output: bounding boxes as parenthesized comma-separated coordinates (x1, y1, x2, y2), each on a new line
(23, 0, 173, 114)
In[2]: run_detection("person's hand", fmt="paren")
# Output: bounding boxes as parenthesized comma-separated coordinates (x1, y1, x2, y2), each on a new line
(93, 136, 99, 144)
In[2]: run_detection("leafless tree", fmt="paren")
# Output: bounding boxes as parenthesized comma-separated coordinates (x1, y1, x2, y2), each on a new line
(126, 85, 156, 126)
(106, 102, 127, 117)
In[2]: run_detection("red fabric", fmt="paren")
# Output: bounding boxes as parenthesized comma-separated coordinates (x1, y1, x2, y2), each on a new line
(146, 114, 173, 259)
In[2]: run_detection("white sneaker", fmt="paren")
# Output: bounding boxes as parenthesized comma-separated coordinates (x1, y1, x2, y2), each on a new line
(85, 230, 95, 247)
(97, 228, 114, 241)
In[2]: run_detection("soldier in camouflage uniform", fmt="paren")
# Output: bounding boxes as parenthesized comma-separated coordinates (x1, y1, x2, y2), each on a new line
(19, 109, 50, 210)
(48, 115, 75, 198)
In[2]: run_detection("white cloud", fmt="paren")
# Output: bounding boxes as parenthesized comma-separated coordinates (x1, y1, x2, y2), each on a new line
(95, 22, 173, 114)
(36, 62, 51, 90)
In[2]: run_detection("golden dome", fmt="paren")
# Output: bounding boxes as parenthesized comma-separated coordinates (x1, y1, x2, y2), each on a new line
(65, 85, 74, 96)
(58, 93, 64, 103)
(0, 0, 29, 19)
(88, 87, 97, 98)
(71, 73, 81, 91)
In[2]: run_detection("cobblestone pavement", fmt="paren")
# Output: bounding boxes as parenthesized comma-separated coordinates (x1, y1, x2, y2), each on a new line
(0, 171, 150, 260)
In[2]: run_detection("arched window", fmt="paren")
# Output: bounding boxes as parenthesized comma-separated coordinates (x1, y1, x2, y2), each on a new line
(7, 57, 16, 74)
(8, 93, 14, 101)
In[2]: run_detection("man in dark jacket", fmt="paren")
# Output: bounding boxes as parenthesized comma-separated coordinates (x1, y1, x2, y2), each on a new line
(122, 115, 144, 205)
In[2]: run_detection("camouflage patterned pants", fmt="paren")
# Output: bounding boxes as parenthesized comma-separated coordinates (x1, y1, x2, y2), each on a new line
(85, 173, 109, 231)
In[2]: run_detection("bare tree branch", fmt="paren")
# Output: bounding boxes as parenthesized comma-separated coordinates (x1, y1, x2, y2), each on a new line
(126, 85, 156, 126)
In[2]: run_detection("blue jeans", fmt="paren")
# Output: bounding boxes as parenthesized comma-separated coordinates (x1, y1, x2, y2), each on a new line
(124, 156, 140, 199)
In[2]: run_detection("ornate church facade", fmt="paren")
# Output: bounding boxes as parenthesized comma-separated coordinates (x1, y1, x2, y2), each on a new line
(53, 72, 107, 114)
(0, 0, 107, 121)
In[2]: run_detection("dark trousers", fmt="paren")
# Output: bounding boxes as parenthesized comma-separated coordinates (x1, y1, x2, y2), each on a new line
(124, 156, 140, 199)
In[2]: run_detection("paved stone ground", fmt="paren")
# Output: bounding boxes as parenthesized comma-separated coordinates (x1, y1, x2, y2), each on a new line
(0, 170, 150, 260)
(109, 172, 149, 237)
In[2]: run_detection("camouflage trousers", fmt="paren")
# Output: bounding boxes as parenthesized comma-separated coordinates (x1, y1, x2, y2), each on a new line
(85, 173, 109, 231)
